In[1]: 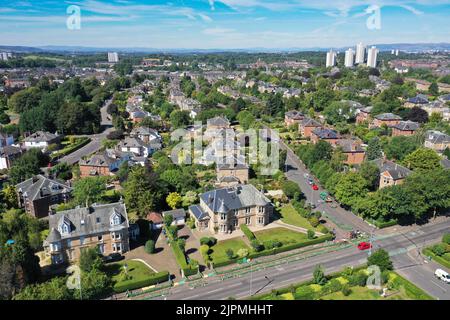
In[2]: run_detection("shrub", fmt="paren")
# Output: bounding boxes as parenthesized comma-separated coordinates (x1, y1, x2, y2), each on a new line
(209, 237, 217, 246)
(349, 271, 368, 287)
(309, 216, 320, 228)
(318, 225, 329, 234)
(431, 243, 446, 256)
(442, 233, 450, 245)
(294, 286, 316, 300)
(367, 249, 393, 271)
(237, 248, 249, 258)
(307, 229, 316, 240)
(144, 240, 155, 254)
(240, 224, 256, 241)
(251, 240, 264, 252)
(113, 271, 170, 293)
(323, 279, 342, 294)
(313, 265, 327, 285)
(225, 249, 234, 259)
(342, 285, 352, 296)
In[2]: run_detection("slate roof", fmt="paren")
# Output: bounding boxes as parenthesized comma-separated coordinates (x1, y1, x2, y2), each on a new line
(285, 110, 304, 120)
(335, 139, 364, 152)
(130, 127, 160, 138)
(0, 145, 22, 157)
(441, 158, 450, 170)
(374, 113, 402, 120)
(312, 128, 339, 139)
(359, 106, 373, 114)
(162, 209, 186, 220)
(16, 175, 72, 201)
(425, 130, 450, 144)
(407, 94, 429, 104)
(79, 152, 115, 167)
(438, 93, 450, 102)
(392, 121, 419, 131)
(45, 202, 129, 243)
(371, 158, 411, 180)
(24, 131, 59, 143)
(207, 116, 230, 128)
(300, 117, 321, 127)
(200, 184, 270, 214)
(217, 156, 249, 170)
(189, 205, 210, 221)
(118, 136, 147, 149)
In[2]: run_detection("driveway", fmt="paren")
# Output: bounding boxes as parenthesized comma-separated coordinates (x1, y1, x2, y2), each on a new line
(179, 226, 205, 271)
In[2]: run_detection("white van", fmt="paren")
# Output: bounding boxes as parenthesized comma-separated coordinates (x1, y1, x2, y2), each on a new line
(434, 269, 450, 283)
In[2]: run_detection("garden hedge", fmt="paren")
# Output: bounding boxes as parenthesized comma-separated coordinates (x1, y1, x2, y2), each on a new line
(113, 271, 170, 293)
(240, 224, 256, 241)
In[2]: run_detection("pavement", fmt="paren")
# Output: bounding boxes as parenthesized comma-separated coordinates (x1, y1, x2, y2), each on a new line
(150, 218, 450, 300)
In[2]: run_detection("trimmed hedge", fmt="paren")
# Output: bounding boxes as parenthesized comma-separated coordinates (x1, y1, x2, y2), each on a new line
(391, 273, 433, 300)
(371, 219, 398, 229)
(423, 248, 450, 269)
(113, 271, 170, 293)
(212, 234, 333, 269)
(50, 137, 91, 160)
(170, 240, 199, 277)
(240, 224, 256, 241)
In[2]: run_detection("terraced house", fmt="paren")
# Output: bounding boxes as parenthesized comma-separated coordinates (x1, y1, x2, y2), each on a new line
(189, 184, 272, 234)
(44, 202, 130, 265)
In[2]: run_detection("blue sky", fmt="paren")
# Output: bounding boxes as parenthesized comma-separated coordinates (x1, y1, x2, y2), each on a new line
(0, 0, 449, 48)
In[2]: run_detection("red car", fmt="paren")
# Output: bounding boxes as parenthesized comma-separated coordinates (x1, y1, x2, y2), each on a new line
(357, 242, 372, 251)
(312, 184, 319, 191)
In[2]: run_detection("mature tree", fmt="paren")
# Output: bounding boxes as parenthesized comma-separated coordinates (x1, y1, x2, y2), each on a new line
(311, 140, 333, 163)
(8, 87, 42, 113)
(267, 93, 284, 116)
(383, 136, 420, 161)
(73, 268, 111, 300)
(9, 149, 49, 184)
(79, 247, 103, 273)
(359, 161, 380, 191)
(370, 102, 391, 116)
(406, 107, 428, 123)
(13, 277, 73, 300)
(402, 148, 441, 171)
(428, 81, 439, 95)
(145, 240, 156, 254)
(323, 101, 356, 125)
(1, 184, 18, 209)
(366, 137, 383, 161)
(72, 177, 107, 206)
(124, 166, 167, 217)
(334, 172, 368, 207)
(166, 192, 182, 209)
(169, 110, 190, 129)
(237, 110, 256, 130)
(182, 191, 198, 208)
(159, 168, 198, 194)
(367, 249, 393, 271)
(281, 180, 303, 200)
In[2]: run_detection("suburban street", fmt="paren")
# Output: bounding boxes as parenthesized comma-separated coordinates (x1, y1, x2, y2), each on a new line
(57, 99, 114, 165)
(148, 218, 450, 300)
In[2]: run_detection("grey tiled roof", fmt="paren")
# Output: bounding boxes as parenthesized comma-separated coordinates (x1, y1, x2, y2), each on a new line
(392, 121, 419, 131)
(217, 156, 249, 170)
(335, 139, 364, 152)
(200, 184, 270, 214)
(162, 209, 186, 219)
(0, 145, 22, 157)
(425, 130, 450, 144)
(16, 174, 72, 201)
(285, 110, 304, 120)
(207, 116, 230, 127)
(46, 202, 129, 243)
(374, 113, 402, 120)
(24, 131, 59, 143)
(312, 128, 339, 139)
(189, 205, 210, 221)
(371, 158, 411, 180)
(300, 117, 321, 127)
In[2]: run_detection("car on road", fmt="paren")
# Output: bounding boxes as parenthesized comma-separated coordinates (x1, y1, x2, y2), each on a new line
(357, 242, 372, 250)
(308, 178, 314, 185)
(303, 173, 309, 179)
(312, 184, 319, 190)
(435, 269, 450, 283)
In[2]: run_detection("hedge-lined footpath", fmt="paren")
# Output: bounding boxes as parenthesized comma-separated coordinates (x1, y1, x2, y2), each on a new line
(212, 233, 333, 269)
(423, 248, 450, 269)
(240, 224, 256, 240)
(113, 271, 170, 293)
(170, 239, 199, 277)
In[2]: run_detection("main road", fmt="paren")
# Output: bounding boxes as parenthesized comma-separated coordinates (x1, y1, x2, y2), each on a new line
(150, 218, 449, 300)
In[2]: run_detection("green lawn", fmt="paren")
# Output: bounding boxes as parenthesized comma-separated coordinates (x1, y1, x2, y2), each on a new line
(321, 286, 403, 300)
(423, 248, 450, 269)
(254, 227, 308, 245)
(105, 260, 155, 287)
(279, 205, 319, 231)
(210, 238, 250, 263)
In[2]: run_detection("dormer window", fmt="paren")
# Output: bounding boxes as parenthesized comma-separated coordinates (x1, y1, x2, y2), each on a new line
(59, 222, 70, 235)
(110, 212, 121, 226)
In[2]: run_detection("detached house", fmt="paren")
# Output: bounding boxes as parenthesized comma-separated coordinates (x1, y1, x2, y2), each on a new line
(311, 128, 340, 145)
(44, 202, 130, 265)
(391, 121, 419, 136)
(117, 137, 152, 157)
(370, 113, 402, 129)
(284, 110, 304, 127)
(189, 184, 272, 234)
(424, 130, 450, 154)
(207, 116, 230, 131)
(216, 156, 249, 187)
(404, 94, 429, 108)
(356, 106, 373, 124)
(299, 117, 322, 138)
(334, 139, 365, 165)
(0, 145, 22, 170)
(79, 150, 132, 177)
(16, 175, 72, 219)
(371, 158, 411, 189)
(23, 131, 61, 151)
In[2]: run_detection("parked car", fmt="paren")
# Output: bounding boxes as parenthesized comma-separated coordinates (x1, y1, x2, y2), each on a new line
(303, 173, 309, 179)
(435, 269, 450, 283)
(308, 179, 313, 185)
(312, 184, 319, 191)
(357, 242, 372, 250)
